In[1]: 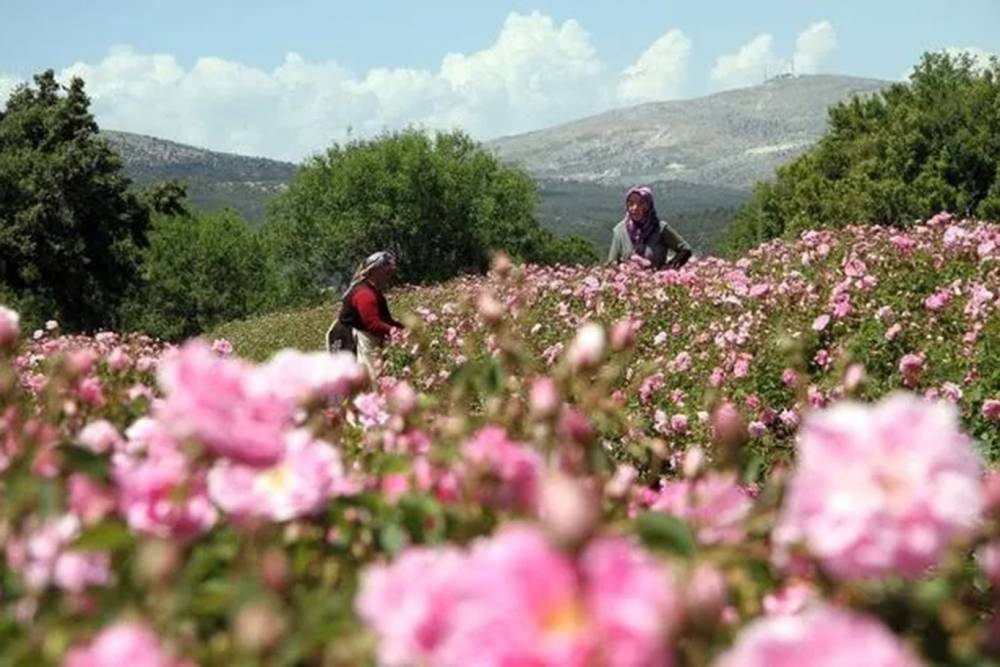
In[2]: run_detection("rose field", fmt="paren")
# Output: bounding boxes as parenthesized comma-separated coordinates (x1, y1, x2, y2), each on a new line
(7, 212, 1000, 665)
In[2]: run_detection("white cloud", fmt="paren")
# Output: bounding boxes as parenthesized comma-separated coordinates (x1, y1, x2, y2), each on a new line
(710, 34, 778, 91)
(618, 29, 691, 103)
(943, 46, 998, 70)
(794, 21, 836, 74)
(1, 12, 692, 160)
(710, 21, 838, 91)
(0, 74, 21, 103)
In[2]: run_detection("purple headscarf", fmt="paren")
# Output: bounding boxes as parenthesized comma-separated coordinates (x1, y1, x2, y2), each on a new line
(623, 186, 659, 254)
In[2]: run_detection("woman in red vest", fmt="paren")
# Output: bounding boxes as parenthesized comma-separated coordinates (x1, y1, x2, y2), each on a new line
(326, 251, 404, 377)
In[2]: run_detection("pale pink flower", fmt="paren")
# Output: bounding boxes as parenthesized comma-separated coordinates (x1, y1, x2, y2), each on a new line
(258, 349, 364, 404)
(356, 546, 466, 665)
(580, 535, 679, 666)
(211, 338, 233, 356)
(747, 420, 767, 439)
(670, 414, 689, 434)
(733, 353, 752, 378)
(811, 314, 830, 332)
(64, 622, 186, 667)
(651, 472, 753, 545)
(982, 399, 1000, 422)
(156, 341, 289, 466)
(781, 368, 799, 388)
(775, 393, 983, 579)
(715, 605, 919, 667)
(898, 353, 925, 387)
(359, 526, 677, 667)
(671, 351, 692, 373)
(208, 430, 351, 522)
(885, 322, 903, 340)
(924, 289, 952, 311)
(67, 474, 116, 525)
(5, 515, 110, 594)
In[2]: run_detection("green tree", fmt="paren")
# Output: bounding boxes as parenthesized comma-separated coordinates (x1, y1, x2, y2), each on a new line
(265, 129, 593, 303)
(123, 209, 278, 341)
(0, 70, 150, 330)
(727, 51, 1000, 252)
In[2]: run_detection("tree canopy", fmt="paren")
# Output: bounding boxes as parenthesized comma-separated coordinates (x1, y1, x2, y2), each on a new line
(265, 129, 595, 304)
(727, 52, 1000, 252)
(0, 70, 150, 330)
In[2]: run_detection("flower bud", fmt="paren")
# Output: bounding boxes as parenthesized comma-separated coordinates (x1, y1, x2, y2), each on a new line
(685, 564, 727, 624)
(540, 471, 597, 547)
(388, 381, 418, 416)
(476, 291, 504, 325)
(0, 306, 20, 350)
(610, 318, 639, 351)
(529, 377, 560, 420)
(567, 322, 606, 372)
(710, 402, 747, 449)
(234, 602, 286, 653)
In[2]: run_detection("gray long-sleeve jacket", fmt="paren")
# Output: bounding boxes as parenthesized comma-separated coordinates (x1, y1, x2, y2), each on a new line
(607, 219, 692, 269)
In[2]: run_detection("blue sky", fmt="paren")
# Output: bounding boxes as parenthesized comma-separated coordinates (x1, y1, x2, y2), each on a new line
(1, 1, 997, 160)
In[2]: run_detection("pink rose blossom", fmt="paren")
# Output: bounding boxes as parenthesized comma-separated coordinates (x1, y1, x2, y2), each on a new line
(156, 341, 290, 466)
(775, 393, 983, 579)
(715, 605, 919, 667)
(982, 399, 1000, 422)
(358, 526, 677, 667)
(65, 622, 186, 667)
(811, 314, 830, 332)
(208, 430, 352, 522)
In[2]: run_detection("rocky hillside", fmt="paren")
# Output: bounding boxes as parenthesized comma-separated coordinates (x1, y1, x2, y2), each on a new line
(488, 74, 889, 190)
(101, 130, 297, 224)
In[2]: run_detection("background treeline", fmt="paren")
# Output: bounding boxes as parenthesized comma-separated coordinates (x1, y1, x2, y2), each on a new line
(0, 72, 596, 339)
(726, 52, 1000, 252)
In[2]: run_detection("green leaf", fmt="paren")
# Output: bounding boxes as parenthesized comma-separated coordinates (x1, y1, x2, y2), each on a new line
(636, 511, 696, 557)
(378, 523, 407, 555)
(71, 520, 134, 552)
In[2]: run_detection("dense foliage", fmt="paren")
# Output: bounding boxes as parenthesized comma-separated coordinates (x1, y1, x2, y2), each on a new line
(4, 215, 1000, 665)
(0, 71, 150, 331)
(264, 129, 597, 305)
(728, 52, 1000, 252)
(122, 208, 279, 341)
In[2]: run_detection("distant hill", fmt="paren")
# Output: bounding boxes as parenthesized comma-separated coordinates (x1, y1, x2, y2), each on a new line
(488, 74, 890, 191)
(101, 130, 297, 225)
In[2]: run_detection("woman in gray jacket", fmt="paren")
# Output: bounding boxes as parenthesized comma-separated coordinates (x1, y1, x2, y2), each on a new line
(607, 185, 692, 270)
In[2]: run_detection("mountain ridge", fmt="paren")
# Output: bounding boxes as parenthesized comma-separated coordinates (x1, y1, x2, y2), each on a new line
(487, 74, 890, 190)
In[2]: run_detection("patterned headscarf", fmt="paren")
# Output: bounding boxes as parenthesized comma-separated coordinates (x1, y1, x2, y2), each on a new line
(343, 251, 397, 297)
(623, 186, 659, 254)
